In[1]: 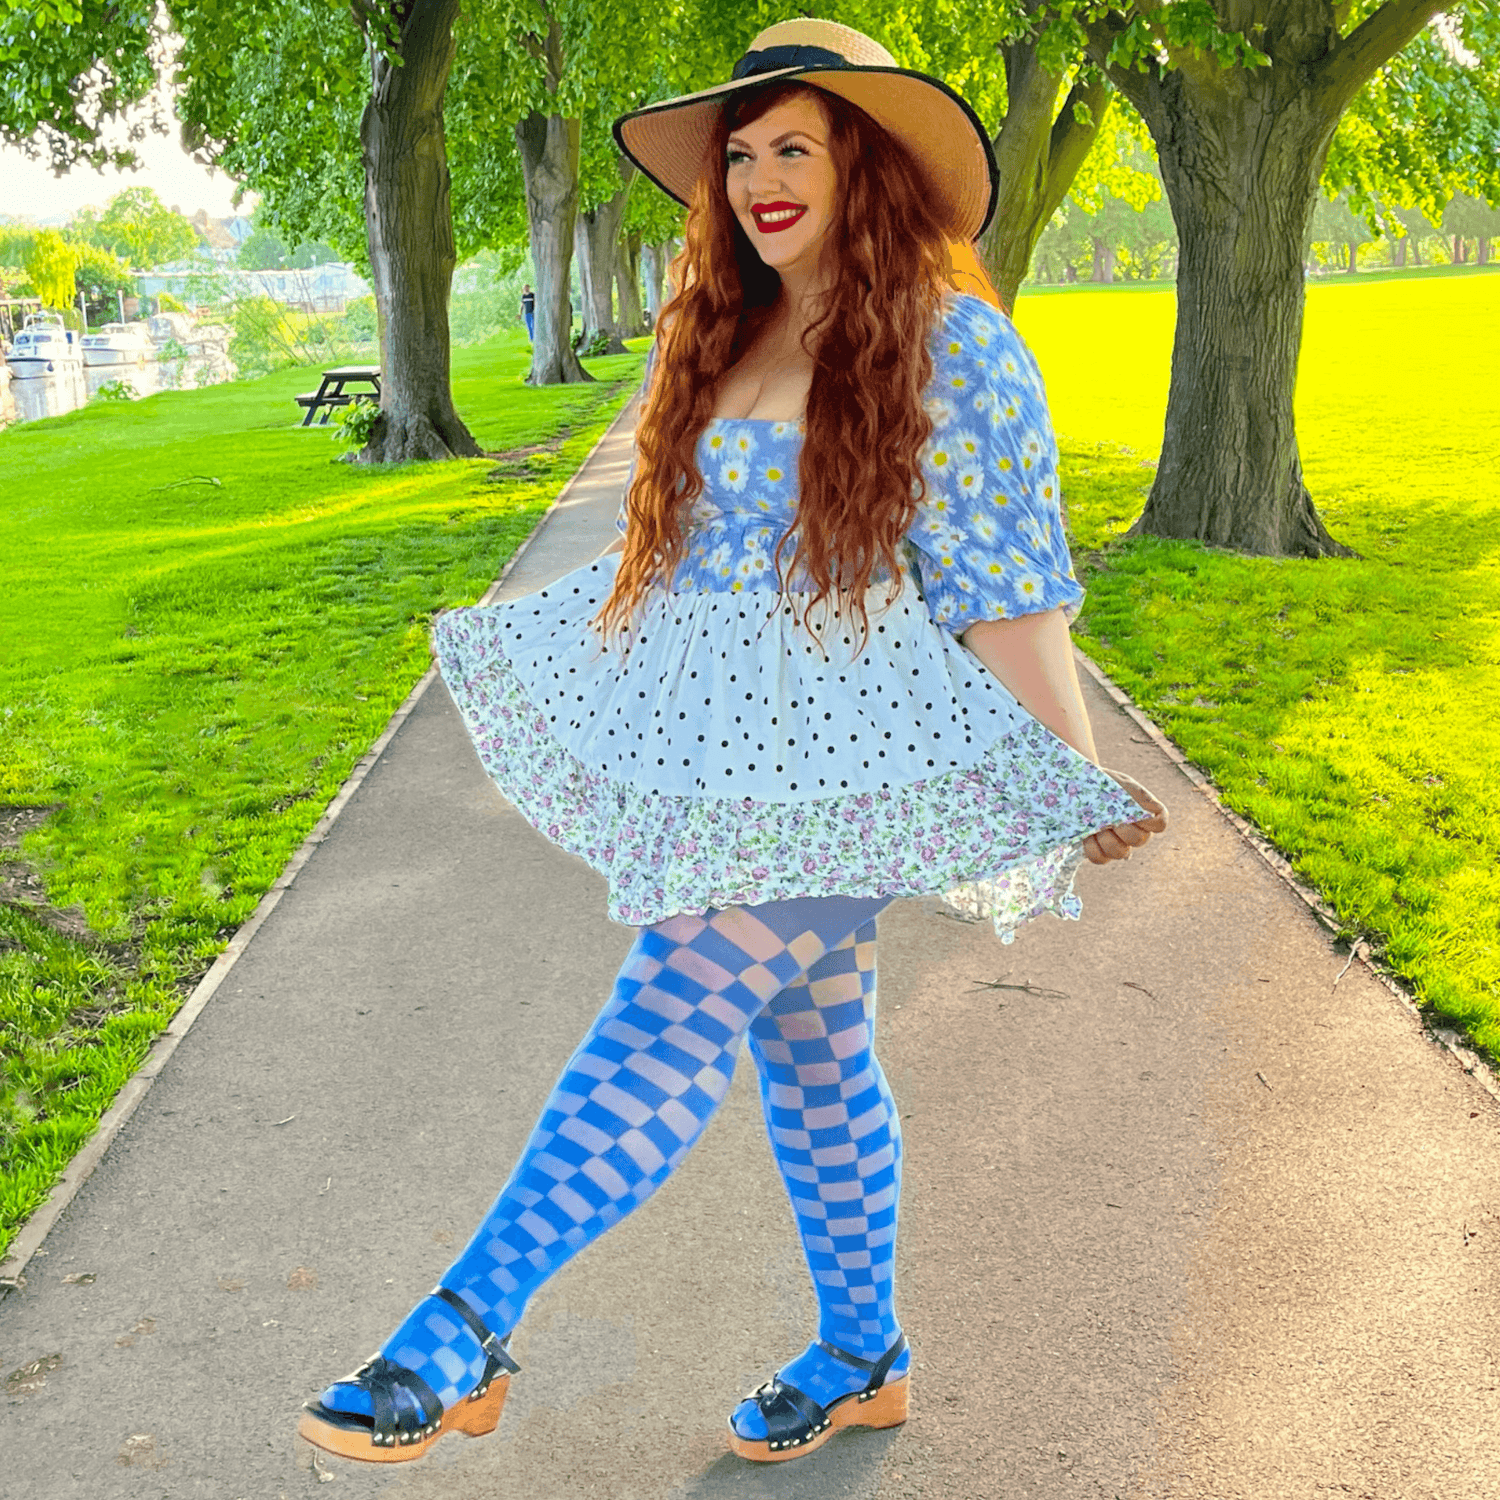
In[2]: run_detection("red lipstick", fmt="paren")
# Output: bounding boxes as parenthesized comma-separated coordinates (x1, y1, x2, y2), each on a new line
(751, 201, 808, 234)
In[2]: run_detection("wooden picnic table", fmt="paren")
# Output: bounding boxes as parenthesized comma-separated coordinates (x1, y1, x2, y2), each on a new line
(295, 365, 381, 426)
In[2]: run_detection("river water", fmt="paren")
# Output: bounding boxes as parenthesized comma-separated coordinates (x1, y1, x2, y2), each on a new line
(5, 356, 235, 425)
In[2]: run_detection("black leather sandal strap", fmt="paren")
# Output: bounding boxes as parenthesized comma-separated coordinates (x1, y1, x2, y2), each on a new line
(397, 1366, 444, 1431)
(866, 1331, 908, 1391)
(370, 1367, 396, 1440)
(816, 1339, 879, 1374)
(353, 1356, 443, 1445)
(432, 1287, 521, 1373)
(756, 1377, 832, 1447)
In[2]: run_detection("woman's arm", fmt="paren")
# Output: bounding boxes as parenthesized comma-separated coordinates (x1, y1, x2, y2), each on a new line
(959, 608, 1167, 863)
(959, 608, 1097, 762)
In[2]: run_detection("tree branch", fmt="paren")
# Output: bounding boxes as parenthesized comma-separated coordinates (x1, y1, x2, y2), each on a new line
(1040, 76, 1111, 226)
(1313, 0, 1446, 118)
(1079, 14, 1164, 134)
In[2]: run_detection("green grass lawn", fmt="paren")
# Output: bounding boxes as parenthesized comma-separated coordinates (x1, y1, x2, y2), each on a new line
(0, 331, 647, 1261)
(1015, 267, 1500, 1058)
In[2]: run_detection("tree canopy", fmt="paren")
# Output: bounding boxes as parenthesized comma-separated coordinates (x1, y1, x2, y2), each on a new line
(72, 188, 202, 268)
(0, 0, 159, 170)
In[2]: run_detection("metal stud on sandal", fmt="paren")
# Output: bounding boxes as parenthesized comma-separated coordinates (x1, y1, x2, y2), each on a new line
(727, 1333, 909, 1463)
(296, 1287, 520, 1464)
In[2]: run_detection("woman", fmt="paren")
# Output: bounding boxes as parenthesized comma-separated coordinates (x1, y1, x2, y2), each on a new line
(297, 18, 1166, 1469)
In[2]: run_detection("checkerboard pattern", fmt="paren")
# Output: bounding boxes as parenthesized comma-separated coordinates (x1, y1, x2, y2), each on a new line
(317, 896, 889, 1424)
(747, 922, 902, 1357)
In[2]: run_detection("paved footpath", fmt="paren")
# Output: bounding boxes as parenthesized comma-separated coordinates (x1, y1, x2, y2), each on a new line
(3, 397, 1498, 1500)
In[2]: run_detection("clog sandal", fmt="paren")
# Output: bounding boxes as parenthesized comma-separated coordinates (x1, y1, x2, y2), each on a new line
(296, 1287, 520, 1464)
(727, 1333, 909, 1463)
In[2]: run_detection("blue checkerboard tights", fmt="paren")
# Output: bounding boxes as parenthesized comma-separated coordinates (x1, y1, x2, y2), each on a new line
(316, 895, 891, 1426)
(729, 920, 908, 1441)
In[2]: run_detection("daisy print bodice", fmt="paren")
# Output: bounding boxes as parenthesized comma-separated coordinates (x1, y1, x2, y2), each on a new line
(621, 292, 1084, 627)
(679, 416, 806, 593)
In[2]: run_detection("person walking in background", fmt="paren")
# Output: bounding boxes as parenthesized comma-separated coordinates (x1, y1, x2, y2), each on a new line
(520, 283, 535, 342)
(297, 16, 1167, 1474)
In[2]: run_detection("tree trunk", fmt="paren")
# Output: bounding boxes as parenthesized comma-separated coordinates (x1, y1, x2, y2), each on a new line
(978, 11, 1109, 311)
(354, 0, 479, 463)
(641, 241, 668, 322)
(515, 108, 590, 385)
(1129, 74, 1354, 557)
(1392, 236, 1406, 268)
(616, 229, 648, 337)
(1411, 234, 1422, 266)
(1453, 235, 1464, 264)
(1091, 236, 1115, 283)
(574, 214, 600, 343)
(1480, 236, 1491, 266)
(1346, 240, 1358, 272)
(576, 181, 631, 355)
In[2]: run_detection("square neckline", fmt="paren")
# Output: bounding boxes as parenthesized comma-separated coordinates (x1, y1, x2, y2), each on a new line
(704, 415, 805, 427)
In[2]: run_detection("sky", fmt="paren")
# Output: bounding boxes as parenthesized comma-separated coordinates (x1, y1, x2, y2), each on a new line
(1, 93, 256, 226)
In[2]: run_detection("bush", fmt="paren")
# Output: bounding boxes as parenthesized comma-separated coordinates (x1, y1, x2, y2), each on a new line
(92, 378, 137, 403)
(330, 396, 381, 450)
(572, 328, 611, 358)
(157, 292, 187, 313)
(341, 294, 377, 345)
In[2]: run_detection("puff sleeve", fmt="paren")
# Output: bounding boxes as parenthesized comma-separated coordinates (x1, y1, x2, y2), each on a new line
(905, 295, 1084, 633)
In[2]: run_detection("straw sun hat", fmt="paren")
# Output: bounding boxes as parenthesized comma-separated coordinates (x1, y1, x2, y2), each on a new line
(613, 19, 999, 243)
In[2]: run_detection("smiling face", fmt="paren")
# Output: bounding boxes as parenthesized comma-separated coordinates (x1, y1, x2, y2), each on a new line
(724, 91, 839, 283)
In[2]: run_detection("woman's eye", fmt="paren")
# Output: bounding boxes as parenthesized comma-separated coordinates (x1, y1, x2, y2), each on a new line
(726, 150, 748, 166)
(779, 144, 806, 157)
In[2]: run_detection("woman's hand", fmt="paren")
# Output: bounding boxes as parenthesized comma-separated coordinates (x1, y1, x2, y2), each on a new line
(1083, 769, 1168, 865)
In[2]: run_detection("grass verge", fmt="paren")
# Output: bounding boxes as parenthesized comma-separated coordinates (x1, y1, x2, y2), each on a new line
(1016, 267, 1499, 1060)
(0, 330, 647, 1261)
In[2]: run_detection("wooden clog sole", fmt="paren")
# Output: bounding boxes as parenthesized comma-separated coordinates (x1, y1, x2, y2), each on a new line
(296, 1373, 510, 1464)
(727, 1374, 909, 1463)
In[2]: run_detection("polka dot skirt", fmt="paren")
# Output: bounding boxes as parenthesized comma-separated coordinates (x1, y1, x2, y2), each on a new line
(434, 556, 1141, 938)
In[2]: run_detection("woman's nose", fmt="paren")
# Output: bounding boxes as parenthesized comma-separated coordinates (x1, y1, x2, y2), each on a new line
(746, 158, 784, 197)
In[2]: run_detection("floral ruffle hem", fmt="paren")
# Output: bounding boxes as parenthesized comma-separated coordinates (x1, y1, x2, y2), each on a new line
(434, 610, 1140, 942)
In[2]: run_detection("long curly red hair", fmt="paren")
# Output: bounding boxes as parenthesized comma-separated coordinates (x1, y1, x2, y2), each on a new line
(597, 82, 995, 643)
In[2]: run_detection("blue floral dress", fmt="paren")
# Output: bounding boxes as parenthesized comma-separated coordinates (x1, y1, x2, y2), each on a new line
(434, 293, 1140, 939)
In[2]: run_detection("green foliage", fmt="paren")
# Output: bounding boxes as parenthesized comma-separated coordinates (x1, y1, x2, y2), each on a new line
(623, 173, 686, 250)
(329, 394, 381, 448)
(74, 188, 202, 270)
(71, 241, 135, 299)
(157, 292, 188, 313)
(0, 328, 650, 1257)
(450, 250, 534, 344)
(288, 239, 340, 269)
(573, 327, 612, 357)
(1443, 192, 1500, 241)
(227, 295, 350, 379)
(90, 378, 138, 402)
(1033, 142, 1177, 284)
(342, 294, 378, 343)
(1067, 105, 1161, 215)
(171, 0, 369, 265)
(1325, 8, 1500, 229)
(25, 230, 78, 309)
(0, 0, 158, 170)
(238, 228, 289, 270)
(1307, 188, 1372, 270)
(1021, 270, 1500, 1061)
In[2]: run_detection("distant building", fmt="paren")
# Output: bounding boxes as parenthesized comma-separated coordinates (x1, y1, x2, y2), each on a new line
(135, 261, 372, 314)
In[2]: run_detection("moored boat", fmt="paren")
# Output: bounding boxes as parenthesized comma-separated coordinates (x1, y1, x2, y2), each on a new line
(80, 321, 156, 368)
(6, 311, 82, 377)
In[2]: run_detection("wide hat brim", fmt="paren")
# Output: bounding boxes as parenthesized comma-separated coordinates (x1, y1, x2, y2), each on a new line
(613, 63, 998, 243)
